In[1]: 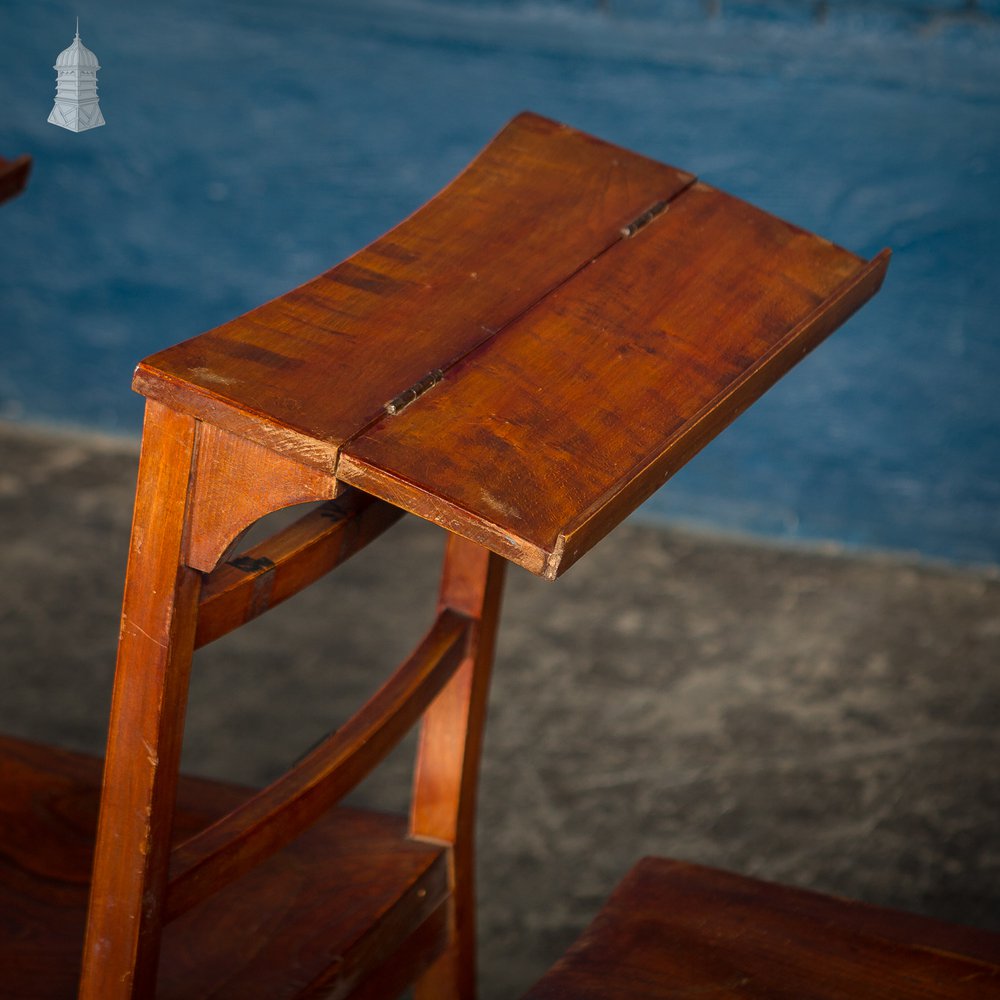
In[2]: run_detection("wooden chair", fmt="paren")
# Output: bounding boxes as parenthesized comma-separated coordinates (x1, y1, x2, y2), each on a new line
(0, 112, 889, 998)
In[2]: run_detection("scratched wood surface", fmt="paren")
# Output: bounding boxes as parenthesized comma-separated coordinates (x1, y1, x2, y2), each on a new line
(134, 112, 693, 469)
(134, 112, 887, 579)
(341, 187, 888, 577)
(523, 857, 1000, 999)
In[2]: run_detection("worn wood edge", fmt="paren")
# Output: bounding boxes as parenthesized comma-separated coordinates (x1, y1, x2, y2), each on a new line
(79, 401, 202, 999)
(133, 112, 695, 478)
(624, 857, 1000, 970)
(184, 421, 339, 574)
(335, 453, 550, 577)
(195, 492, 404, 648)
(544, 248, 892, 580)
(165, 610, 471, 921)
(327, 857, 453, 1000)
(342, 251, 889, 581)
(132, 364, 343, 476)
(129, 113, 565, 469)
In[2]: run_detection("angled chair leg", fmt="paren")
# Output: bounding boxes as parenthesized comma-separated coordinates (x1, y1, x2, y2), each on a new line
(80, 407, 337, 998)
(80, 402, 203, 999)
(411, 535, 507, 1000)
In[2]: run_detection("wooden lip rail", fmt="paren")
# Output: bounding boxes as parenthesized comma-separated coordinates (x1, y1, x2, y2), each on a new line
(195, 488, 404, 648)
(547, 248, 893, 577)
(165, 608, 472, 922)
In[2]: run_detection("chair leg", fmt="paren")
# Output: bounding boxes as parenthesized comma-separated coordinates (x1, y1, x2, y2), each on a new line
(79, 405, 501, 998)
(411, 535, 507, 1000)
(80, 401, 203, 999)
(79, 408, 339, 998)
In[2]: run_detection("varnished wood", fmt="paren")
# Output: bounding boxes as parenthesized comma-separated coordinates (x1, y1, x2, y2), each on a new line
(167, 609, 471, 920)
(340, 191, 889, 578)
(73, 399, 485, 998)
(133, 113, 693, 472)
(185, 421, 337, 572)
(4, 112, 892, 998)
(158, 811, 449, 999)
(0, 735, 247, 999)
(195, 489, 403, 648)
(134, 113, 888, 578)
(0, 154, 31, 204)
(80, 401, 203, 999)
(411, 537, 507, 999)
(0, 735, 452, 1000)
(523, 857, 1000, 999)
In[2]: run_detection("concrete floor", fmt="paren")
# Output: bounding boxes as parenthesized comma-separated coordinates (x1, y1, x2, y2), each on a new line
(2, 420, 998, 997)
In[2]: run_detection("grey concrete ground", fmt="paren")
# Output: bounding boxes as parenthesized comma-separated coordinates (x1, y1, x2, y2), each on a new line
(2, 420, 998, 998)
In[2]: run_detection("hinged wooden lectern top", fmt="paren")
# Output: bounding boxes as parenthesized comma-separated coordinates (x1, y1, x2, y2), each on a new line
(134, 112, 889, 579)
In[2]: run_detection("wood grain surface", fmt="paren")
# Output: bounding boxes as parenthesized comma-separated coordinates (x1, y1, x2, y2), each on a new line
(523, 857, 1000, 999)
(0, 736, 452, 999)
(341, 187, 888, 577)
(134, 112, 692, 470)
(133, 112, 887, 578)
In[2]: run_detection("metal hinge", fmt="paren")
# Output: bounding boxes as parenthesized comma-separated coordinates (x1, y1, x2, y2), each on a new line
(385, 368, 444, 415)
(620, 199, 670, 238)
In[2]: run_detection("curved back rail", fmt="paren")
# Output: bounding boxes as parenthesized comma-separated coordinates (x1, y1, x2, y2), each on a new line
(166, 607, 471, 921)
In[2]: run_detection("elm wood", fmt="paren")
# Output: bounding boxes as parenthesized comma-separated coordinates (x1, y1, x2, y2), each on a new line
(80, 400, 204, 1000)
(339, 187, 890, 578)
(166, 608, 472, 921)
(132, 112, 887, 580)
(411, 536, 508, 1000)
(133, 112, 694, 472)
(185, 421, 337, 573)
(0, 734, 247, 998)
(72, 393, 507, 996)
(157, 810, 450, 999)
(8, 116, 890, 997)
(0, 734, 452, 999)
(523, 858, 1000, 999)
(0, 154, 31, 204)
(195, 489, 403, 649)
(347, 904, 451, 1000)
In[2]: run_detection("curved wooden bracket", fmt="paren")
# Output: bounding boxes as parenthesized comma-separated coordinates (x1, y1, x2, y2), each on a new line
(195, 489, 404, 648)
(184, 422, 339, 573)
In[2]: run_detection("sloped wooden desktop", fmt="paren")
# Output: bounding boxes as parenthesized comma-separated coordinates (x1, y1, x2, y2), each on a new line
(1, 113, 897, 998)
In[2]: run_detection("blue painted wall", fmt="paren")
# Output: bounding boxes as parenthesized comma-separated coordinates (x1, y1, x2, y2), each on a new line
(2, 1, 998, 565)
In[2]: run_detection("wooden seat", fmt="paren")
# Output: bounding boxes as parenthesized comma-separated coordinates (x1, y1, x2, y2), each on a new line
(1, 112, 888, 998)
(1, 735, 448, 999)
(523, 858, 1000, 998)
